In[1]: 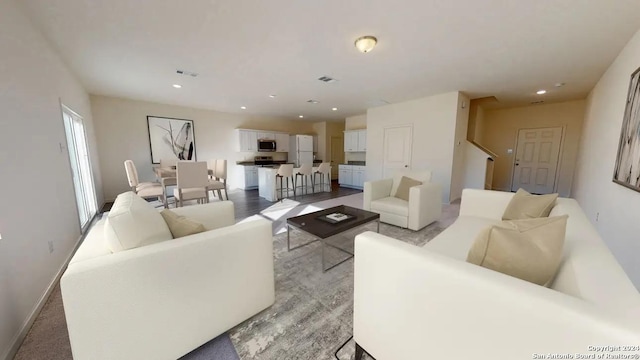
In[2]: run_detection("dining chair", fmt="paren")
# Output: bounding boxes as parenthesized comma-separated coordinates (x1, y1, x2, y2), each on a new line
(207, 159, 229, 201)
(124, 160, 166, 207)
(173, 161, 209, 207)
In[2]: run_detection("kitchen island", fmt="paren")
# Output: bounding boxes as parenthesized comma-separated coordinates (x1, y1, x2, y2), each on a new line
(258, 166, 331, 202)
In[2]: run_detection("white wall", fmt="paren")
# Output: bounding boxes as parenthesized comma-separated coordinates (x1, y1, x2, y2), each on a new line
(91, 95, 317, 200)
(366, 91, 461, 203)
(0, 1, 103, 358)
(463, 141, 491, 190)
(572, 28, 640, 289)
(449, 93, 470, 202)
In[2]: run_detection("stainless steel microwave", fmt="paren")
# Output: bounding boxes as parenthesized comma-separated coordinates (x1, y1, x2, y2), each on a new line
(257, 139, 276, 152)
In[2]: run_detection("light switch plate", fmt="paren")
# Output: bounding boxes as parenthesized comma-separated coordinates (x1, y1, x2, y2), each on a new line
(507, 148, 513, 154)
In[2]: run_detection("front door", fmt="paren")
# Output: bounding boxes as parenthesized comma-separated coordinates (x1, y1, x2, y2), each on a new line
(511, 127, 563, 194)
(383, 125, 413, 178)
(330, 136, 344, 180)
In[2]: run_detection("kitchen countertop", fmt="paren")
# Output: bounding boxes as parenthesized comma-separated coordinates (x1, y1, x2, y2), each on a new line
(343, 161, 366, 166)
(236, 160, 323, 166)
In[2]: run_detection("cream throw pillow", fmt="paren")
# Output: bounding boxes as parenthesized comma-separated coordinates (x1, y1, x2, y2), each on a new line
(393, 176, 423, 201)
(160, 209, 206, 238)
(466, 215, 568, 286)
(502, 188, 558, 220)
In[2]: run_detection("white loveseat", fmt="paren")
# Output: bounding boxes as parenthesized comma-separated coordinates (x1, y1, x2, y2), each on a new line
(354, 189, 640, 360)
(61, 192, 275, 360)
(363, 170, 442, 231)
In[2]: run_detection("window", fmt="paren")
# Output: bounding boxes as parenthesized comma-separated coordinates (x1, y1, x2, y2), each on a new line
(62, 105, 97, 230)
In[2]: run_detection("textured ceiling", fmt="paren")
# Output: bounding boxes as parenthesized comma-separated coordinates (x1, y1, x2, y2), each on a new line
(19, 0, 640, 121)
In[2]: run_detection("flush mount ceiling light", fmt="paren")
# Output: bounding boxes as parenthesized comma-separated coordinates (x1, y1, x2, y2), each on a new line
(355, 35, 377, 53)
(240, 106, 247, 110)
(299, 115, 304, 118)
(536, 90, 547, 95)
(332, 107, 338, 111)
(172, 84, 182, 88)
(269, 94, 277, 98)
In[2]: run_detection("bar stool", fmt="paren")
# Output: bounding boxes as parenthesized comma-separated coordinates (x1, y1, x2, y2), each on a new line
(314, 162, 331, 192)
(294, 164, 314, 195)
(276, 164, 295, 202)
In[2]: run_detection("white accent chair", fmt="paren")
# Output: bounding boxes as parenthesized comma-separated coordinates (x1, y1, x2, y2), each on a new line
(363, 170, 442, 231)
(61, 192, 275, 360)
(124, 160, 166, 207)
(174, 161, 209, 207)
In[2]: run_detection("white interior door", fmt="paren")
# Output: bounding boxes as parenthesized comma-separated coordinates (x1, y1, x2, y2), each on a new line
(511, 127, 563, 194)
(383, 125, 413, 178)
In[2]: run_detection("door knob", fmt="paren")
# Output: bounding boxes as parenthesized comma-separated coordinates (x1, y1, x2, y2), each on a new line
(515, 163, 519, 166)
(404, 165, 408, 168)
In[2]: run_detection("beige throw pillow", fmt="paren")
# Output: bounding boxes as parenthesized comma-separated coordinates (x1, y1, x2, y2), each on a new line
(466, 215, 568, 286)
(393, 176, 423, 201)
(160, 209, 206, 239)
(502, 188, 558, 220)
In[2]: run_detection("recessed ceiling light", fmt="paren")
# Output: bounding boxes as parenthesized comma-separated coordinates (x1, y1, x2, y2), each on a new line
(536, 90, 547, 95)
(240, 106, 247, 110)
(269, 94, 276, 98)
(172, 84, 182, 88)
(299, 115, 304, 118)
(332, 107, 338, 111)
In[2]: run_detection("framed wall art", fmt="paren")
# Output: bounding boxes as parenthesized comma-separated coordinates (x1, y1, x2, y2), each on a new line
(147, 116, 196, 164)
(613, 66, 640, 192)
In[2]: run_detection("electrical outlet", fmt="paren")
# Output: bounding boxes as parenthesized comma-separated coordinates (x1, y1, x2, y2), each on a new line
(48, 240, 54, 253)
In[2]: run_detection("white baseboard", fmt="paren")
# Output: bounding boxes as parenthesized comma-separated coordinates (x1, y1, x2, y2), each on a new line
(1, 214, 98, 360)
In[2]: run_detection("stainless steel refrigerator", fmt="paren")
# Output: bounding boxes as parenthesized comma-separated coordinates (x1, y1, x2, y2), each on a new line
(288, 135, 314, 167)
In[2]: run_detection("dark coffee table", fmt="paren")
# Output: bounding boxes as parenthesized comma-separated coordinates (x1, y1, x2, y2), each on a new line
(286, 205, 380, 272)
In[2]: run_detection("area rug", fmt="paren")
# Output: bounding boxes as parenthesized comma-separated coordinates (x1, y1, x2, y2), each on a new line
(180, 333, 240, 360)
(228, 207, 450, 359)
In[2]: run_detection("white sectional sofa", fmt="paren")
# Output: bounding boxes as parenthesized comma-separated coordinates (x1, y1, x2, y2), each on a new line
(61, 192, 275, 360)
(354, 189, 640, 360)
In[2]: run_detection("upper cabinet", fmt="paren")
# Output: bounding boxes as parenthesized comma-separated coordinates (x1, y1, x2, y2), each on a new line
(237, 129, 258, 152)
(237, 129, 290, 152)
(344, 129, 367, 152)
(257, 132, 275, 140)
(275, 133, 289, 152)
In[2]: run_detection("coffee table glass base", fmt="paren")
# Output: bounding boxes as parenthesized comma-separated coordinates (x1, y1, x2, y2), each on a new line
(286, 205, 380, 272)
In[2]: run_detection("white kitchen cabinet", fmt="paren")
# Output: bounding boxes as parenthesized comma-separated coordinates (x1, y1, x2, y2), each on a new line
(338, 165, 353, 187)
(237, 130, 259, 152)
(357, 130, 367, 151)
(352, 165, 366, 188)
(238, 165, 259, 189)
(344, 130, 366, 152)
(275, 132, 289, 152)
(257, 131, 275, 140)
(339, 164, 365, 189)
(344, 131, 357, 152)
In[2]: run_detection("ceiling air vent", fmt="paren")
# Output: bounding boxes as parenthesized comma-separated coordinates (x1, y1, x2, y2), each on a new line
(306, 99, 319, 104)
(531, 100, 545, 105)
(318, 76, 338, 83)
(177, 69, 199, 77)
